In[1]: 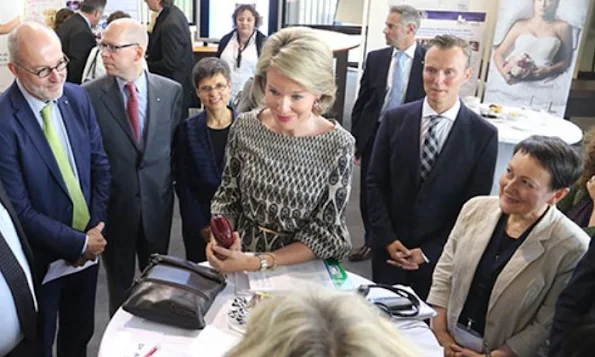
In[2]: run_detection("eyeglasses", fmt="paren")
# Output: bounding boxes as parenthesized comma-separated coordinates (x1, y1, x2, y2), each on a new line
(198, 83, 228, 93)
(17, 56, 70, 78)
(100, 42, 139, 53)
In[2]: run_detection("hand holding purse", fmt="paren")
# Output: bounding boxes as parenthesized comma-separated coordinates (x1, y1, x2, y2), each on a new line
(122, 254, 227, 329)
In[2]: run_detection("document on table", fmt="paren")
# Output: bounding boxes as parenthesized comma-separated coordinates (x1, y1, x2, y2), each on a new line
(246, 259, 353, 291)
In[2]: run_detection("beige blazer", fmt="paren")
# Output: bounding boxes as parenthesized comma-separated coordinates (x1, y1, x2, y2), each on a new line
(427, 196, 589, 357)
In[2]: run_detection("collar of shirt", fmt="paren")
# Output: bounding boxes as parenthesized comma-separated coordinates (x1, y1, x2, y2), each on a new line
(15, 79, 57, 116)
(421, 97, 461, 123)
(116, 70, 147, 98)
(391, 41, 417, 60)
(77, 12, 92, 29)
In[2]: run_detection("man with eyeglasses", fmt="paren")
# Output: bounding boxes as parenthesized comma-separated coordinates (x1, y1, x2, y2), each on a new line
(83, 18, 182, 316)
(56, 0, 106, 84)
(0, 22, 110, 357)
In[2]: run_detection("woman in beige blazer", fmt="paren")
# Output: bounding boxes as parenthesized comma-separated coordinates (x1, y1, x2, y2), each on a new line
(428, 135, 590, 357)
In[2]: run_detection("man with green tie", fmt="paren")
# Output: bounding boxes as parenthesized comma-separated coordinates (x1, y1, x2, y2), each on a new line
(0, 22, 111, 357)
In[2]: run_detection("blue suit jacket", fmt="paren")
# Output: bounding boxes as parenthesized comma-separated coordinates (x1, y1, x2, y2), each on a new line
(0, 81, 111, 276)
(367, 99, 498, 263)
(351, 45, 427, 155)
(174, 110, 236, 236)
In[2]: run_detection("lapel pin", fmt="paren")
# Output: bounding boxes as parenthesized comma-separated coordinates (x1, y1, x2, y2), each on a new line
(157, 97, 161, 102)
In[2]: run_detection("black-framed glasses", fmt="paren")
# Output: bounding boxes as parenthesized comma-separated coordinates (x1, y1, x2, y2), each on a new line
(100, 42, 139, 53)
(199, 83, 228, 94)
(17, 56, 70, 78)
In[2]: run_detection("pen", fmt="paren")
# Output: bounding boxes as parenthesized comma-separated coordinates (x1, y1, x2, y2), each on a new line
(143, 345, 159, 357)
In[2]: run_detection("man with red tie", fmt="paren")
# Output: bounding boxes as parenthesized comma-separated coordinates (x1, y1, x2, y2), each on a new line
(83, 18, 182, 316)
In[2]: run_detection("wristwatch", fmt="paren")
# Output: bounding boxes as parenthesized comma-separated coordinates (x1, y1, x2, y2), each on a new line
(257, 254, 269, 272)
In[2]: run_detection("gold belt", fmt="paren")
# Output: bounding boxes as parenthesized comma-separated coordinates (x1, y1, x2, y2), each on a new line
(257, 225, 292, 237)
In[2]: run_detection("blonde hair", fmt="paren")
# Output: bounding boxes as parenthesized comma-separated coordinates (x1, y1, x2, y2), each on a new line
(225, 289, 421, 357)
(252, 27, 336, 115)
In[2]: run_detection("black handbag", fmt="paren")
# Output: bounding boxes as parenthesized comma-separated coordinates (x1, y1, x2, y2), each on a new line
(122, 254, 227, 329)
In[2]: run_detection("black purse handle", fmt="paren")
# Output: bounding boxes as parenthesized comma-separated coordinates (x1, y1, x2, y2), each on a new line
(356, 284, 421, 318)
(145, 254, 226, 284)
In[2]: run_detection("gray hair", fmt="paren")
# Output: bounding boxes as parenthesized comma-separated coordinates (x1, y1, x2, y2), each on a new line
(390, 5, 421, 31)
(7, 28, 20, 63)
(426, 34, 472, 68)
(191, 57, 231, 89)
(252, 27, 336, 115)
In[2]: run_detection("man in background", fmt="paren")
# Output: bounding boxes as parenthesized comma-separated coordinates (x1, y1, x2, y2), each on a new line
(83, 18, 182, 316)
(56, 0, 106, 84)
(349, 5, 426, 262)
(0, 22, 110, 357)
(145, 0, 194, 119)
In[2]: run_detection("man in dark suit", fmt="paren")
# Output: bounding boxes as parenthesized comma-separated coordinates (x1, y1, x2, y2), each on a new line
(367, 34, 497, 300)
(0, 180, 40, 356)
(83, 18, 182, 316)
(145, 0, 193, 120)
(349, 5, 426, 262)
(549, 239, 595, 357)
(56, 0, 106, 84)
(0, 23, 110, 357)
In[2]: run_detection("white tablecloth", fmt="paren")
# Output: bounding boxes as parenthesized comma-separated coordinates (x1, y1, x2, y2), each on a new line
(98, 269, 443, 357)
(483, 108, 583, 194)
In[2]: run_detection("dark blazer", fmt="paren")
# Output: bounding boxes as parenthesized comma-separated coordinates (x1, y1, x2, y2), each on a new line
(216, 29, 267, 58)
(147, 5, 194, 118)
(83, 73, 182, 254)
(549, 238, 595, 357)
(56, 13, 97, 84)
(351, 45, 426, 156)
(174, 110, 236, 242)
(0, 81, 111, 278)
(367, 100, 498, 263)
(0, 180, 40, 354)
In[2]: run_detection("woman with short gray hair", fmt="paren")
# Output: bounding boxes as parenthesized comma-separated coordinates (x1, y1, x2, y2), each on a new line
(174, 57, 237, 262)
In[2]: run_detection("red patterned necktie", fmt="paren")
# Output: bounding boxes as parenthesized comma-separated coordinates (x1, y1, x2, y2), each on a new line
(125, 82, 140, 141)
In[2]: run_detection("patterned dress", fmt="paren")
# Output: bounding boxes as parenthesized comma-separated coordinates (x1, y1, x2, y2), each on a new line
(211, 110, 355, 260)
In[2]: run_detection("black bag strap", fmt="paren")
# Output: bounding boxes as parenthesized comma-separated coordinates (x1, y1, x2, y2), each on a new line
(146, 254, 226, 284)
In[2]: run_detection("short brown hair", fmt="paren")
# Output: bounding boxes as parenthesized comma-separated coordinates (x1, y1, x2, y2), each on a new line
(426, 34, 472, 68)
(232, 4, 261, 28)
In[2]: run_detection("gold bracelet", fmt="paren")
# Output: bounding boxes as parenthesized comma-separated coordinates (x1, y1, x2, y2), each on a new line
(263, 252, 277, 270)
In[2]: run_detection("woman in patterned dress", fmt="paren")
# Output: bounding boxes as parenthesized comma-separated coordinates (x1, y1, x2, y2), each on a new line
(206, 27, 355, 273)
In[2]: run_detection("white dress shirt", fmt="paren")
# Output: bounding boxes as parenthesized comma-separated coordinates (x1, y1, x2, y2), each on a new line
(0, 201, 37, 356)
(220, 31, 259, 101)
(381, 42, 418, 114)
(419, 97, 461, 158)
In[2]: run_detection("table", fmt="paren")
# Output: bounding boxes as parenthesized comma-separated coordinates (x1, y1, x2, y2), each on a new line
(99, 268, 442, 357)
(474, 105, 584, 194)
(192, 28, 360, 124)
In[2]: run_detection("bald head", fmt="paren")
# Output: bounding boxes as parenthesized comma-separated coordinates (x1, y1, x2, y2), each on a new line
(8, 21, 62, 64)
(106, 18, 148, 51)
(101, 18, 148, 81)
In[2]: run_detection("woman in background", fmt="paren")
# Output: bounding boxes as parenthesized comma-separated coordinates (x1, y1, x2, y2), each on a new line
(217, 4, 267, 105)
(175, 58, 236, 263)
(206, 27, 354, 273)
(493, 0, 572, 85)
(53, 8, 74, 31)
(225, 289, 421, 357)
(557, 128, 595, 237)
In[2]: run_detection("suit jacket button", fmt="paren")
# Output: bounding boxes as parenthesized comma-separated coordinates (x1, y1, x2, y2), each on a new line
(135, 193, 140, 198)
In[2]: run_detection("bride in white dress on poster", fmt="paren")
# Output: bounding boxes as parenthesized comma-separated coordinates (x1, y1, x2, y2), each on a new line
(484, 0, 579, 115)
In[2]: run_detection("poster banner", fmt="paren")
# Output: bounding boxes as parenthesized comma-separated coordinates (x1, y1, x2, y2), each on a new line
(417, 10, 487, 97)
(0, 0, 25, 92)
(484, 0, 590, 116)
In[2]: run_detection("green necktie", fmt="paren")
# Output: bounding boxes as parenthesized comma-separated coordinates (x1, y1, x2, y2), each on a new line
(41, 102, 90, 231)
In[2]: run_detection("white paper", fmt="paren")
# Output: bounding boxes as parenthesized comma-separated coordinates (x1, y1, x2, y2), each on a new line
(42, 258, 97, 285)
(247, 260, 336, 291)
(365, 284, 437, 321)
(189, 326, 241, 357)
